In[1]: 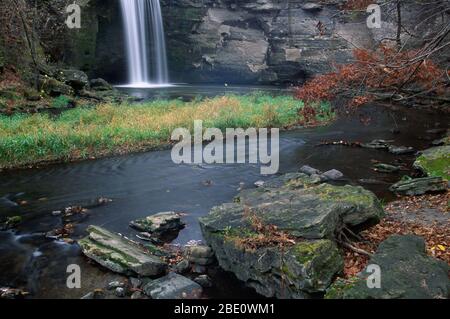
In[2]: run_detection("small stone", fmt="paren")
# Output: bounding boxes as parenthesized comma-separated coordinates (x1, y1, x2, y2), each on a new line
(107, 281, 124, 290)
(175, 259, 190, 274)
(254, 180, 265, 188)
(321, 169, 344, 181)
(362, 140, 391, 149)
(302, 3, 323, 11)
(130, 212, 185, 237)
(115, 287, 126, 298)
(131, 291, 143, 299)
(186, 245, 215, 266)
(143, 273, 203, 299)
(194, 275, 213, 288)
(389, 145, 415, 155)
(130, 278, 142, 289)
(373, 163, 400, 173)
(299, 165, 321, 176)
(192, 264, 207, 274)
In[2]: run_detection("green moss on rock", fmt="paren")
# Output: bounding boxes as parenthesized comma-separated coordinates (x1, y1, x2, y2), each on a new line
(414, 145, 450, 180)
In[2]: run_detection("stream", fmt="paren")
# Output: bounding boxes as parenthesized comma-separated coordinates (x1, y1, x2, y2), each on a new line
(0, 85, 448, 299)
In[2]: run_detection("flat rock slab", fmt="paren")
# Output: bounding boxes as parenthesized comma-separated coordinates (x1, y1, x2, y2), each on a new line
(130, 212, 185, 235)
(78, 225, 167, 276)
(326, 235, 450, 299)
(203, 175, 384, 240)
(143, 273, 203, 299)
(390, 176, 447, 196)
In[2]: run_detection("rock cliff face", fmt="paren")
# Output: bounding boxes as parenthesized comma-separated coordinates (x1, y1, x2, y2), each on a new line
(160, 0, 363, 84)
(61, 0, 448, 84)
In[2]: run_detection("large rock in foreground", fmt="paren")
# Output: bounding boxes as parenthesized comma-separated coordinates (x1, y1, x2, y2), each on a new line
(199, 174, 384, 298)
(326, 235, 450, 299)
(204, 174, 385, 240)
(79, 226, 167, 276)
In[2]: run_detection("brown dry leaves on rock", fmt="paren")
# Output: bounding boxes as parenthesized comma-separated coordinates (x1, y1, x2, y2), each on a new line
(343, 191, 449, 278)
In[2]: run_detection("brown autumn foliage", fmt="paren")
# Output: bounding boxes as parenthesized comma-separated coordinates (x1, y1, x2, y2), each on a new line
(225, 207, 297, 251)
(343, 191, 450, 278)
(295, 45, 448, 109)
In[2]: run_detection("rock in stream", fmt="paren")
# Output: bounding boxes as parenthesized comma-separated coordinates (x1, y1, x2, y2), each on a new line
(78, 225, 167, 277)
(199, 173, 385, 298)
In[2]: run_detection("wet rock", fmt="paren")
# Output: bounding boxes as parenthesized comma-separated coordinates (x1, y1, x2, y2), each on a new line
(302, 3, 323, 11)
(0, 287, 29, 299)
(175, 259, 190, 274)
(321, 169, 344, 181)
(326, 235, 450, 299)
(361, 140, 391, 150)
(254, 180, 265, 188)
(81, 289, 105, 300)
(78, 225, 167, 276)
(426, 128, 447, 135)
(299, 165, 321, 176)
(114, 287, 126, 298)
(414, 145, 450, 180)
(130, 212, 185, 237)
(202, 234, 343, 299)
(263, 172, 321, 189)
(89, 78, 113, 91)
(51, 210, 62, 216)
(390, 177, 447, 196)
(131, 291, 143, 299)
(199, 174, 384, 298)
(194, 275, 213, 288)
(373, 163, 400, 173)
(186, 245, 215, 266)
(0, 216, 23, 231)
(143, 273, 203, 299)
(192, 264, 207, 274)
(388, 145, 415, 155)
(130, 278, 142, 289)
(232, 182, 384, 239)
(107, 281, 124, 290)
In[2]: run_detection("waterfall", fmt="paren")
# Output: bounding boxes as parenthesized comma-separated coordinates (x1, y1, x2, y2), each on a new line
(120, 0, 169, 86)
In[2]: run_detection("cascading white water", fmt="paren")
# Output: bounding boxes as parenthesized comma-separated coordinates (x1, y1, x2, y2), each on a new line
(120, 0, 169, 87)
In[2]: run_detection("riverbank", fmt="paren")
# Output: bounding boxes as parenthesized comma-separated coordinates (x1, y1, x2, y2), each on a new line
(0, 94, 333, 170)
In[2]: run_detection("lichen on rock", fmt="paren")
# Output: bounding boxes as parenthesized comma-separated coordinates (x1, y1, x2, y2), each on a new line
(78, 225, 167, 276)
(414, 145, 450, 181)
(199, 173, 385, 298)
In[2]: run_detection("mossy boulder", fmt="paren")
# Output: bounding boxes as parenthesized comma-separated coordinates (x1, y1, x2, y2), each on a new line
(38, 76, 73, 97)
(199, 173, 385, 298)
(201, 227, 343, 298)
(78, 225, 167, 276)
(414, 145, 450, 180)
(55, 69, 89, 91)
(326, 235, 450, 299)
(217, 174, 385, 239)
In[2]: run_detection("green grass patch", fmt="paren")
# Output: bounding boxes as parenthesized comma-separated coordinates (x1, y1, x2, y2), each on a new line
(0, 94, 334, 169)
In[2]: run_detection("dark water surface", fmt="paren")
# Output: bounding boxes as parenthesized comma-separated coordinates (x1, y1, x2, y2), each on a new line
(0, 85, 448, 298)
